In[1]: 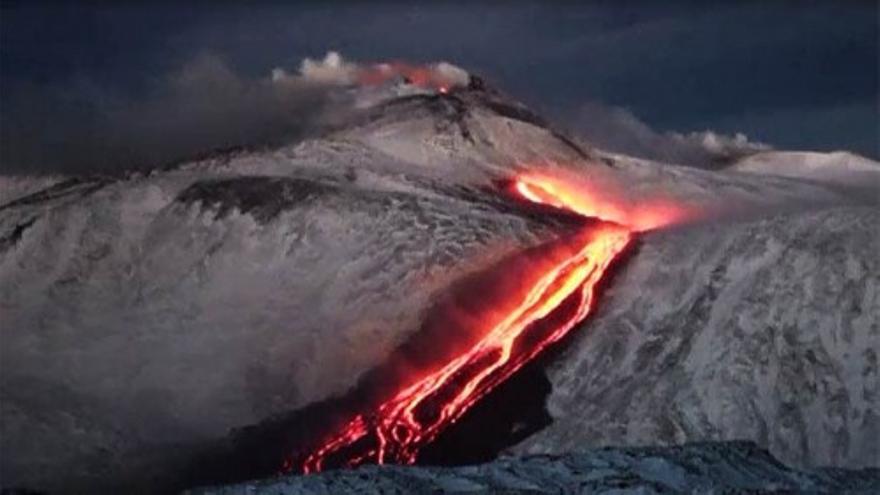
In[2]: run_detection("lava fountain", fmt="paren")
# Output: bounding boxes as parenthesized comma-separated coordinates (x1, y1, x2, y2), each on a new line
(289, 174, 643, 474)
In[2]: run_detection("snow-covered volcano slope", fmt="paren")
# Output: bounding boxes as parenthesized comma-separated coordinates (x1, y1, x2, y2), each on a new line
(727, 150, 880, 189)
(0, 170, 585, 492)
(513, 206, 879, 469)
(1, 78, 877, 492)
(0, 175, 65, 205)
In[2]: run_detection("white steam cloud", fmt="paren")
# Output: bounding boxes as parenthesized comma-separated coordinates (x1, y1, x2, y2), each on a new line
(276, 51, 360, 86)
(275, 51, 470, 91)
(568, 101, 770, 168)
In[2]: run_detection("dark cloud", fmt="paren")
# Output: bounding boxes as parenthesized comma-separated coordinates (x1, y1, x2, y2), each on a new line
(706, 100, 879, 159)
(0, 55, 350, 175)
(1, 1, 877, 175)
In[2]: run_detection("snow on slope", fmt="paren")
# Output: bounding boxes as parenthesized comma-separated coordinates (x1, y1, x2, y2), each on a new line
(1, 79, 878, 493)
(513, 206, 880, 469)
(727, 151, 880, 189)
(0, 174, 65, 205)
(0, 163, 584, 493)
(330, 90, 851, 222)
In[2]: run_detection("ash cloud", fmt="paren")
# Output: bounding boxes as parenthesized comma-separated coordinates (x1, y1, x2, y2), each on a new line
(1, 51, 471, 177)
(0, 54, 355, 176)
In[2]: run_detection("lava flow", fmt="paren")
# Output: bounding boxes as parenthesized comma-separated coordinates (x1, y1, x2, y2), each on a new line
(514, 173, 688, 232)
(290, 175, 636, 474)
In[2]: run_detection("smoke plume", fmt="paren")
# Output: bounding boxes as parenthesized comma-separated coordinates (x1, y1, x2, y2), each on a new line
(1, 55, 350, 176)
(565, 101, 770, 168)
(277, 51, 470, 91)
(0, 51, 470, 177)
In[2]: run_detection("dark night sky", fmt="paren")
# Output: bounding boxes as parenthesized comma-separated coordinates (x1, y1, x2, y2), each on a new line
(1, 1, 877, 174)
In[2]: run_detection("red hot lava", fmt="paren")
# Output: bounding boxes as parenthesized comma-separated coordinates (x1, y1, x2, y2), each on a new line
(515, 173, 689, 232)
(290, 175, 639, 474)
(357, 62, 460, 93)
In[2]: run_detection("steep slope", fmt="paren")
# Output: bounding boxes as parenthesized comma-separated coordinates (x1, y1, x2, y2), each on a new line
(513, 206, 880, 469)
(0, 166, 584, 493)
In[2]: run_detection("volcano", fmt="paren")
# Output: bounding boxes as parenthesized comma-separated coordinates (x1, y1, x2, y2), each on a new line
(1, 70, 878, 494)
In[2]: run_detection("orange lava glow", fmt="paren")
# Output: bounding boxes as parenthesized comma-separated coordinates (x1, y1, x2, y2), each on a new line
(515, 173, 689, 232)
(291, 176, 635, 474)
(357, 62, 454, 93)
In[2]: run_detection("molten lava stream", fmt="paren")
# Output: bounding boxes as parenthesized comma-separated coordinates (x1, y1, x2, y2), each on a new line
(514, 174, 688, 232)
(291, 177, 633, 474)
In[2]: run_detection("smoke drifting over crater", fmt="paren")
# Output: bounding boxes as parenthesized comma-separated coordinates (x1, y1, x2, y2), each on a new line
(0, 44, 793, 179)
(0, 45, 770, 178)
(0, 51, 471, 176)
(288, 51, 469, 92)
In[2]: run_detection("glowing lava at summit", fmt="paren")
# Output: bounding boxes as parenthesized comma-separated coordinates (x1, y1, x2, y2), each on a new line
(357, 62, 463, 93)
(291, 175, 635, 474)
